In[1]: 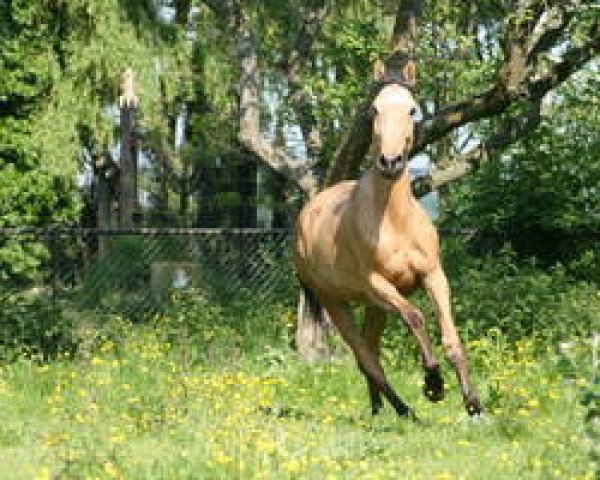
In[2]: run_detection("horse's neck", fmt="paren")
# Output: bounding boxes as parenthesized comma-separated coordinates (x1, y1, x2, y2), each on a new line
(364, 169, 413, 223)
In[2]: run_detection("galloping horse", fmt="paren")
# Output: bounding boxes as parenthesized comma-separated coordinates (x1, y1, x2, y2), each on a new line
(294, 60, 482, 420)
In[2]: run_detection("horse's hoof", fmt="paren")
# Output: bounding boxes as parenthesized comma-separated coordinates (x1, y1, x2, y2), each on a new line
(394, 404, 420, 423)
(466, 398, 483, 416)
(423, 369, 445, 403)
(468, 412, 488, 423)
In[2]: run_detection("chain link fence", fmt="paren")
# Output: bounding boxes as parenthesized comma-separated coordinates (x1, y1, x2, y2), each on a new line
(0, 228, 296, 320)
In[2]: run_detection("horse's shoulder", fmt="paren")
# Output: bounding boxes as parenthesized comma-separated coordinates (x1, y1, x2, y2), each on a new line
(301, 181, 355, 216)
(321, 180, 356, 198)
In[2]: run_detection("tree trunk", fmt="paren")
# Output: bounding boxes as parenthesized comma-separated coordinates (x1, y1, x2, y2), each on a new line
(118, 68, 139, 228)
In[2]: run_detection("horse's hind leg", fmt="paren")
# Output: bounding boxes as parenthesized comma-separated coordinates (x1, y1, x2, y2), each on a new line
(361, 305, 387, 414)
(323, 299, 416, 420)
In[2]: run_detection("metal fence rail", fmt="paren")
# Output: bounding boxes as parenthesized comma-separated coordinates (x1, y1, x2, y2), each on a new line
(0, 228, 295, 319)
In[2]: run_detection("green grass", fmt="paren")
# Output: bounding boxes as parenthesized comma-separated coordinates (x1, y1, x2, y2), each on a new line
(0, 307, 595, 480)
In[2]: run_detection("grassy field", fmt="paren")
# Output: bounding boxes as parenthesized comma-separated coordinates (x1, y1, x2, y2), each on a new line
(0, 303, 595, 480)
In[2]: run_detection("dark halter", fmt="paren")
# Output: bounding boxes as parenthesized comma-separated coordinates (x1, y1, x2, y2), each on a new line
(369, 77, 416, 95)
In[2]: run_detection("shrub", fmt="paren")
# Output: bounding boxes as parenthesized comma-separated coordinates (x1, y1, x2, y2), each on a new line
(442, 240, 599, 343)
(154, 288, 293, 365)
(0, 290, 77, 359)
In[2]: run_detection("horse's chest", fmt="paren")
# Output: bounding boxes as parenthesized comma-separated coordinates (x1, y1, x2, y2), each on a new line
(377, 248, 419, 290)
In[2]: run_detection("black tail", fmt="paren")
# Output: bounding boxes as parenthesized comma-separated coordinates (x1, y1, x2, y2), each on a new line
(295, 281, 332, 359)
(299, 281, 323, 323)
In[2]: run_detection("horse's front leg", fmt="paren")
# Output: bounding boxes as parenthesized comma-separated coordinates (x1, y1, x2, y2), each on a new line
(367, 273, 445, 403)
(423, 266, 482, 416)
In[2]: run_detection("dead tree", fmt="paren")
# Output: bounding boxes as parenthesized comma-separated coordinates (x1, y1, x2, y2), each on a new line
(118, 68, 140, 228)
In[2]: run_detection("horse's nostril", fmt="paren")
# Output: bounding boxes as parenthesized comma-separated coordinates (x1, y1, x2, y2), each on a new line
(379, 155, 404, 171)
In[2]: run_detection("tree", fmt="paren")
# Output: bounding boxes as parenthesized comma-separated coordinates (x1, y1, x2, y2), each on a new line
(2, 0, 598, 357)
(330, 1, 600, 189)
(0, 0, 188, 279)
(194, 1, 599, 359)
(443, 67, 600, 280)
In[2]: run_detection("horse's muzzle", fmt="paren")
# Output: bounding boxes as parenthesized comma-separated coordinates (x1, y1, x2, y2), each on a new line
(376, 155, 407, 180)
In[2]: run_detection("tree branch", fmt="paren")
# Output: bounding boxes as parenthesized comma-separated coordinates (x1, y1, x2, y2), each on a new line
(413, 99, 543, 195)
(283, 2, 329, 84)
(325, 0, 424, 185)
(527, 21, 600, 97)
(201, 0, 234, 18)
(235, 4, 320, 196)
(327, 3, 599, 187)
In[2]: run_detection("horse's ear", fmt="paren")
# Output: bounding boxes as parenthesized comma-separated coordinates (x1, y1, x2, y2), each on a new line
(373, 59, 386, 81)
(402, 59, 417, 87)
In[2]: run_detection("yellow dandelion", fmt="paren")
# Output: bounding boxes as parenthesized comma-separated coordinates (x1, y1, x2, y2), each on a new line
(35, 467, 52, 480)
(103, 461, 120, 478)
(282, 459, 301, 473)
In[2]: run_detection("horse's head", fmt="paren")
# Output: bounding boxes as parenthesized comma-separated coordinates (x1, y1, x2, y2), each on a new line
(371, 60, 422, 180)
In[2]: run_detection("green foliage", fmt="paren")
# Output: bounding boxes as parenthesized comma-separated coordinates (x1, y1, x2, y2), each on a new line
(0, 0, 188, 277)
(157, 289, 293, 364)
(0, 236, 49, 283)
(583, 377, 600, 469)
(0, 295, 594, 479)
(443, 73, 600, 281)
(0, 291, 76, 360)
(442, 239, 600, 343)
(380, 239, 599, 370)
(293, 15, 388, 167)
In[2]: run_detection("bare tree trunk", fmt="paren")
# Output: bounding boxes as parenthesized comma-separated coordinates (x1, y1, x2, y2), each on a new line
(118, 68, 139, 228)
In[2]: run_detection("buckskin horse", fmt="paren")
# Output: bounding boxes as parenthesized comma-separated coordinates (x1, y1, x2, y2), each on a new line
(294, 60, 482, 420)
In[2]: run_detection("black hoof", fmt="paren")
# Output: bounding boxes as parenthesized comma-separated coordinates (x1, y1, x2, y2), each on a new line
(393, 404, 420, 423)
(465, 397, 483, 416)
(370, 400, 383, 416)
(423, 368, 445, 403)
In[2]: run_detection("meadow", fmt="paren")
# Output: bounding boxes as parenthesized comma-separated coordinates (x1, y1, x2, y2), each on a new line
(0, 286, 596, 480)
